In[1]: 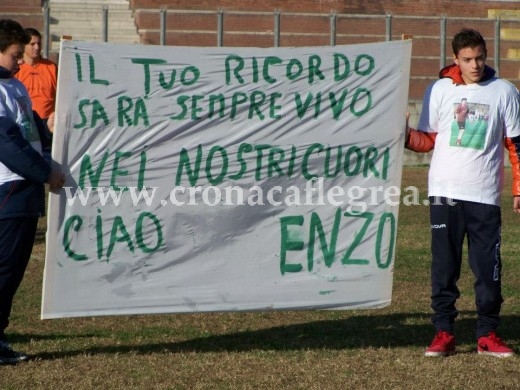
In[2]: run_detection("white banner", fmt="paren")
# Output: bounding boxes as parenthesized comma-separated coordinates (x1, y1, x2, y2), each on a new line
(42, 39, 411, 318)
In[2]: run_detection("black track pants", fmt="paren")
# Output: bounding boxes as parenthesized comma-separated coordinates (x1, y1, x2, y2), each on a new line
(429, 197, 503, 339)
(0, 217, 38, 337)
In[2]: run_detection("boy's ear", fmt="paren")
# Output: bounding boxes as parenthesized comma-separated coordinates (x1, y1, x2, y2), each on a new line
(453, 54, 459, 66)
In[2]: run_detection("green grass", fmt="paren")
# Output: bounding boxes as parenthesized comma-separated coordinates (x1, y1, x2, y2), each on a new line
(450, 119, 487, 149)
(2, 166, 520, 389)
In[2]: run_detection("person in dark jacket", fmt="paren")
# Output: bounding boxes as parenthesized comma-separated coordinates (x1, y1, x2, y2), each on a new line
(0, 19, 65, 365)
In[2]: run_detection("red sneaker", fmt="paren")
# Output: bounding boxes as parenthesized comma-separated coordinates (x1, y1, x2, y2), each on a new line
(477, 332, 514, 357)
(425, 331, 456, 357)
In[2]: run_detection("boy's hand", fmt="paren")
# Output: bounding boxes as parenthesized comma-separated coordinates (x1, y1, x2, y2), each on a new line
(47, 112, 55, 133)
(514, 196, 520, 214)
(47, 168, 65, 192)
(405, 112, 410, 143)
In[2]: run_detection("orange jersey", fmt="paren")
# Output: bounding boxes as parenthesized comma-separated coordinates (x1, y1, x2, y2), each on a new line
(15, 58, 58, 119)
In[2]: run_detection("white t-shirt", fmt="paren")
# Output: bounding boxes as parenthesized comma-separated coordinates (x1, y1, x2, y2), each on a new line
(418, 76, 520, 206)
(0, 77, 42, 185)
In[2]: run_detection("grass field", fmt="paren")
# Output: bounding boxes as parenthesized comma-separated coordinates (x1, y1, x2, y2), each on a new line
(2, 166, 520, 389)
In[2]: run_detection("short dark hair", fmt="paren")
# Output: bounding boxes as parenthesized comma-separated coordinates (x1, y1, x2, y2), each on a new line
(0, 19, 31, 52)
(24, 27, 41, 39)
(452, 28, 487, 57)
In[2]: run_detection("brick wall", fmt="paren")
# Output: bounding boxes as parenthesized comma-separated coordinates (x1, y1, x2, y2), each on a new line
(2, 0, 519, 102)
(130, 0, 520, 17)
(0, 0, 43, 31)
(131, 1, 520, 100)
(0, 0, 42, 13)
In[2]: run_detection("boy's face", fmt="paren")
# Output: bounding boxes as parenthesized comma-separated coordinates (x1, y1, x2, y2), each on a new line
(0, 43, 24, 75)
(453, 45, 486, 85)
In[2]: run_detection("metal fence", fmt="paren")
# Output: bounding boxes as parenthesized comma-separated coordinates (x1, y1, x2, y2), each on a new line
(150, 10, 504, 71)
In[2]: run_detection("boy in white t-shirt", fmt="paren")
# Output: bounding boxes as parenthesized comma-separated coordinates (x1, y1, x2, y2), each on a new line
(406, 28, 520, 358)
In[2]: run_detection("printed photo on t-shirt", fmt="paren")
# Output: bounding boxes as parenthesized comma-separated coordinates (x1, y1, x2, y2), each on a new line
(450, 98, 490, 150)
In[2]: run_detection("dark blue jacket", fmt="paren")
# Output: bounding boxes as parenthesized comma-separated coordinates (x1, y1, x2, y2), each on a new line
(0, 66, 52, 219)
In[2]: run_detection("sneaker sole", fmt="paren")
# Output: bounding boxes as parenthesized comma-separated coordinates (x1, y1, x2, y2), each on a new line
(477, 350, 514, 358)
(424, 350, 455, 357)
(0, 355, 29, 364)
(0, 358, 20, 364)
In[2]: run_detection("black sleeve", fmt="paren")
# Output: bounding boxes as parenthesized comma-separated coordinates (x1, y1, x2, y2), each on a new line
(33, 111, 52, 163)
(0, 116, 51, 184)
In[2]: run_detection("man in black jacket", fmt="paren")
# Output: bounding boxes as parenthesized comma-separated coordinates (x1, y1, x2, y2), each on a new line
(0, 19, 64, 365)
